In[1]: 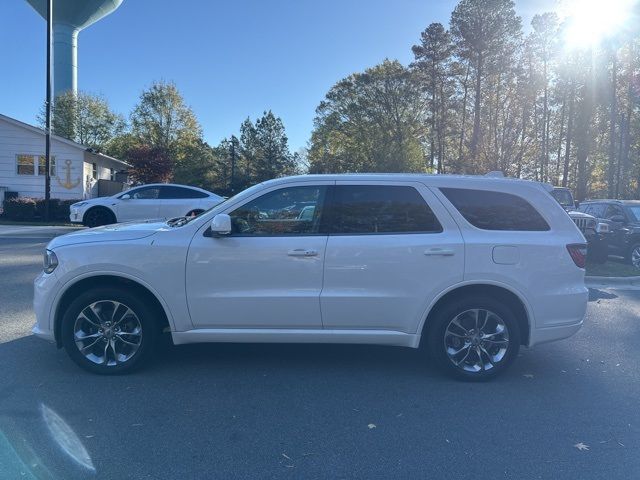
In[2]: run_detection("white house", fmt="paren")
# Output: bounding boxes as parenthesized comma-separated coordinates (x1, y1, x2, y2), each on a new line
(0, 113, 129, 204)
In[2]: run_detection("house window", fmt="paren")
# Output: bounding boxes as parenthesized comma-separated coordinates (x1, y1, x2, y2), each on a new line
(17, 155, 34, 175)
(110, 168, 116, 181)
(38, 156, 56, 176)
(92, 163, 97, 179)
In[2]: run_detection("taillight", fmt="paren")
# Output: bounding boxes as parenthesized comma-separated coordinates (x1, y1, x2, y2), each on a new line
(567, 244, 587, 268)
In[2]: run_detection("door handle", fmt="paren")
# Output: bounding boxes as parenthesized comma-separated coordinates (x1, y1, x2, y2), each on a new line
(287, 249, 318, 257)
(424, 248, 455, 256)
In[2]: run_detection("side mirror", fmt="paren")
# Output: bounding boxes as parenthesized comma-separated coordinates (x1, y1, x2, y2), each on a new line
(210, 213, 232, 236)
(121, 194, 131, 200)
(610, 214, 625, 224)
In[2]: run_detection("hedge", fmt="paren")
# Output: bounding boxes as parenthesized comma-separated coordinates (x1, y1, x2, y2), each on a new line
(1, 197, 82, 222)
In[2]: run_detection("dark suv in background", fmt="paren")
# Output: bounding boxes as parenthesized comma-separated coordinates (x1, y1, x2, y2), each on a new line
(551, 187, 609, 263)
(577, 200, 640, 268)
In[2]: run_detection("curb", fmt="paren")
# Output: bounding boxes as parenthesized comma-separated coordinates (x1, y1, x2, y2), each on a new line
(585, 275, 640, 287)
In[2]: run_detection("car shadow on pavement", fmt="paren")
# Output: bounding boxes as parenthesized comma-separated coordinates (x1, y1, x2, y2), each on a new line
(588, 288, 618, 301)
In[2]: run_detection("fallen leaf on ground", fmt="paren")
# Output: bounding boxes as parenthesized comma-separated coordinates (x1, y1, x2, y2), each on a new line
(282, 453, 292, 461)
(574, 442, 589, 451)
(368, 423, 377, 429)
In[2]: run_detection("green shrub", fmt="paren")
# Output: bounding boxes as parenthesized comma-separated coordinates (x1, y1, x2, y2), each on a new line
(2, 197, 37, 221)
(2, 197, 82, 222)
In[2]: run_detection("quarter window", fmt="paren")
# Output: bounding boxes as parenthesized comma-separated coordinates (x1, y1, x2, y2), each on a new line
(230, 186, 326, 236)
(441, 188, 549, 231)
(327, 185, 442, 234)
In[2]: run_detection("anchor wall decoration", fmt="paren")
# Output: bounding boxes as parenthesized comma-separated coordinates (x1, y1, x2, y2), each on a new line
(56, 159, 82, 190)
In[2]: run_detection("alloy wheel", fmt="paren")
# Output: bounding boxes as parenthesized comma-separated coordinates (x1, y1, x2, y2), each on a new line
(631, 247, 640, 268)
(443, 308, 509, 373)
(73, 300, 143, 366)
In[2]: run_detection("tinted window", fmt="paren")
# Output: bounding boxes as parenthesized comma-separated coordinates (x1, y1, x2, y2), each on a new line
(441, 188, 549, 231)
(327, 185, 442, 234)
(580, 203, 606, 218)
(626, 206, 640, 222)
(230, 186, 326, 236)
(127, 187, 160, 200)
(604, 204, 625, 219)
(160, 186, 209, 199)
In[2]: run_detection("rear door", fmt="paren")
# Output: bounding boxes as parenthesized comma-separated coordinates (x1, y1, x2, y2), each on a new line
(320, 182, 464, 333)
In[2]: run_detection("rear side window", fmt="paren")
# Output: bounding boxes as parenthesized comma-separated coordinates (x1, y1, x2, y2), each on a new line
(327, 185, 442, 234)
(440, 188, 549, 231)
(160, 186, 209, 199)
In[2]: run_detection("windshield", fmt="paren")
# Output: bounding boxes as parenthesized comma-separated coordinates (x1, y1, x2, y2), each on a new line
(626, 206, 640, 222)
(551, 189, 574, 207)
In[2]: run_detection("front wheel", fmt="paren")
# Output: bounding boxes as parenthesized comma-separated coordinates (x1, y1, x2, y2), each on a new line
(627, 244, 640, 269)
(83, 207, 115, 228)
(61, 287, 158, 374)
(427, 296, 521, 381)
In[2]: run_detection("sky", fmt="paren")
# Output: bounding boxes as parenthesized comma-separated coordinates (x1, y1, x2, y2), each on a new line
(1, 0, 557, 152)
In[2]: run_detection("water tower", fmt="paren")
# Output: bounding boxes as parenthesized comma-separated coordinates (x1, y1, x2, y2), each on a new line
(25, 0, 123, 97)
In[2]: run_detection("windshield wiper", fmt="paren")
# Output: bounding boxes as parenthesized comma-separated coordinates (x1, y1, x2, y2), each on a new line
(167, 216, 189, 227)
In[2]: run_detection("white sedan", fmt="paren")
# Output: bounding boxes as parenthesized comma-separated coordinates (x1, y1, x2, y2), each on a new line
(69, 184, 225, 227)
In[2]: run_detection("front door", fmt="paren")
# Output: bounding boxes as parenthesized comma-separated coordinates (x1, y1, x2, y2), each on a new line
(186, 183, 331, 329)
(320, 182, 464, 333)
(115, 186, 161, 222)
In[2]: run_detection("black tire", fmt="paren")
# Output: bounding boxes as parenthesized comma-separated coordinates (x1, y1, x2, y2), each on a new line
(426, 295, 521, 381)
(83, 207, 116, 228)
(61, 287, 158, 374)
(627, 244, 640, 269)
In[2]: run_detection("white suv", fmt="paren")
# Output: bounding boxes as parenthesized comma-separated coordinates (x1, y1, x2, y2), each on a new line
(34, 174, 588, 380)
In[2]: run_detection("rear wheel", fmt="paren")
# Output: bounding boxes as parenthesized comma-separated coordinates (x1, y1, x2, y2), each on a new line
(427, 296, 521, 381)
(61, 287, 158, 374)
(83, 207, 116, 227)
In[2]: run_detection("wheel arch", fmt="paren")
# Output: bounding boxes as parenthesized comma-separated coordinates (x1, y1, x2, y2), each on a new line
(418, 282, 532, 347)
(53, 274, 172, 348)
(82, 205, 116, 225)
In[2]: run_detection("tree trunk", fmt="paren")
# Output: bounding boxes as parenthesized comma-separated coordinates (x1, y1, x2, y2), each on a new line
(562, 82, 574, 188)
(458, 62, 471, 170)
(607, 53, 618, 197)
(470, 52, 483, 164)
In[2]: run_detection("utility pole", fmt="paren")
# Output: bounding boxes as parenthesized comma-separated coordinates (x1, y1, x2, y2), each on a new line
(44, 0, 53, 221)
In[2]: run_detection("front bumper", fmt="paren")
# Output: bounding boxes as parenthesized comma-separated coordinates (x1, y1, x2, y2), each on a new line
(32, 271, 59, 343)
(69, 208, 82, 223)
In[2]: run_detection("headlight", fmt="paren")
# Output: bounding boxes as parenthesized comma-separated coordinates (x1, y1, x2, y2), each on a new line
(43, 249, 58, 274)
(596, 222, 609, 233)
(72, 202, 88, 208)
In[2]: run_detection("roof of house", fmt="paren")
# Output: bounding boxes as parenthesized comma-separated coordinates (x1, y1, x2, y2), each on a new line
(0, 113, 129, 167)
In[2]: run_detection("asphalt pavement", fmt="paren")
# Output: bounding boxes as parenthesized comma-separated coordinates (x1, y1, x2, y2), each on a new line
(0, 227, 638, 479)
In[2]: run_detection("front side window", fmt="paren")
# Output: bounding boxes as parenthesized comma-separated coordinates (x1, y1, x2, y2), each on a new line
(327, 185, 442, 234)
(129, 187, 160, 200)
(604, 204, 625, 220)
(441, 187, 549, 231)
(626, 206, 640, 222)
(17, 154, 34, 175)
(230, 186, 326, 236)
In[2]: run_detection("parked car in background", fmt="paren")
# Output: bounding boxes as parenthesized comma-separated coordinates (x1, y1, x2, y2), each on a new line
(577, 200, 640, 268)
(35, 174, 588, 380)
(551, 187, 609, 263)
(69, 184, 225, 227)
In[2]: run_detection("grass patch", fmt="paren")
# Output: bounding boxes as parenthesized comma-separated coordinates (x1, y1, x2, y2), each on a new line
(586, 258, 640, 277)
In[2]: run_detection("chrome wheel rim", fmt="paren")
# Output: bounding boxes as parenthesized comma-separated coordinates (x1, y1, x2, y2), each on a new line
(632, 247, 640, 268)
(444, 309, 509, 373)
(73, 300, 142, 366)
